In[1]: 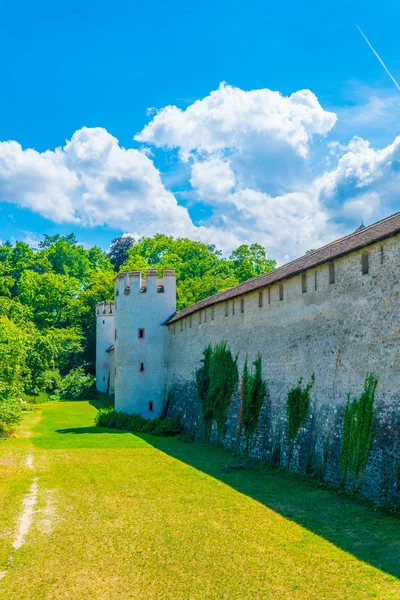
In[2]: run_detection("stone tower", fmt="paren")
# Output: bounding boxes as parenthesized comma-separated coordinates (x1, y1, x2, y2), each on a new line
(95, 301, 115, 394)
(113, 269, 176, 417)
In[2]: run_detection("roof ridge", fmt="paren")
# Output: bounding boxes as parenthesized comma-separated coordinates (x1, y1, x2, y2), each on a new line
(168, 211, 400, 323)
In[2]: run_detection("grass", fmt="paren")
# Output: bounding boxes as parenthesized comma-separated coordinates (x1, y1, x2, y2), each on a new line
(0, 400, 399, 599)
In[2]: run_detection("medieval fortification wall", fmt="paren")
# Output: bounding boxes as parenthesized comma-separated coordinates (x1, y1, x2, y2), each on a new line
(165, 234, 400, 504)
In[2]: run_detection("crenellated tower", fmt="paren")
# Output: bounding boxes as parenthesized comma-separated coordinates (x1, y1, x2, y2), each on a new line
(95, 301, 115, 394)
(113, 269, 176, 416)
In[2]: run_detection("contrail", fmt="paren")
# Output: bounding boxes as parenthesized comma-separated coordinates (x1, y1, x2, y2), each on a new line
(356, 24, 400, 93)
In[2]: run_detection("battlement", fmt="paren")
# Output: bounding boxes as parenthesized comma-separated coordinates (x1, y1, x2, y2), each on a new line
(96, 301, 115, 315)
(114, 269, 176, 296)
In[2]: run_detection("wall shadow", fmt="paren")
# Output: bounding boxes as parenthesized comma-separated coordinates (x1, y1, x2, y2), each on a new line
(136, 433, 400, 581)
(54, 425, 400, 580)
(56, 427, 128, 435)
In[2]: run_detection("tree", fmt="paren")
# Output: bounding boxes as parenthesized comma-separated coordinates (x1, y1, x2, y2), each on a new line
(123, 235, 244, 310)
(229, 243, 276, 283)
(108, 235, 136, 270)
(38, 233, 78, 248)
(17, 271, 81, 328)
(0, 316, 26, 434)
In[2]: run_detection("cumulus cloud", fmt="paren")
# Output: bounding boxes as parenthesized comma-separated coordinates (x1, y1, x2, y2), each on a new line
(135, 82, 337, 160)
(0, 127, 195, 238)
(136, 82, 338, 202)
(1, 83, 400, 264)
(318, 135, 400, 219)
(190, 156, 236, 200)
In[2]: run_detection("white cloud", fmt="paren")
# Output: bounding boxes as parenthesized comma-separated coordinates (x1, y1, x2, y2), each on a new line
(135, 82, 337, 161)
(318, 135, 400, 218)
(1, 84, 400, 264)
(137, 82, 339, 205)
(190, 157, 236, 200)
(0, 127, 195, 239)
(204, 188, 335, 261)
(0, 140, 80, 223)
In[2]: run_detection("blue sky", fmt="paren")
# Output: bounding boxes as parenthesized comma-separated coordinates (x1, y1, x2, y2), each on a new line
(0, 0, 400, 261)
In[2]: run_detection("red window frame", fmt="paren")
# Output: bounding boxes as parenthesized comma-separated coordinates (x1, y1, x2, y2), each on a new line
(138, 328, 145, 339)
(148, 400, 154, 412)
(139, 362, 145, 372)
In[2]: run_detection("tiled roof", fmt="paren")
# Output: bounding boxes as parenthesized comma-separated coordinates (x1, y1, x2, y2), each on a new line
(167, 212, 400, 325)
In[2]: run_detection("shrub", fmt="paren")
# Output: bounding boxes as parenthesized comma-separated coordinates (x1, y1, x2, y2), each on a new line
(196, 345, 213, 443)
(339, 373, 377, 481)
(57, 367, 95, 400)
(287, 374, 315, 442)
(94, 408, 183, 438)
(42, 369, 62, 393)
(240, 354, 267, 455)
(25, 392, 53, 404)
(152, 416, 183, 437)
(195, 342, 239, 444)
(0, 397, 22, 437)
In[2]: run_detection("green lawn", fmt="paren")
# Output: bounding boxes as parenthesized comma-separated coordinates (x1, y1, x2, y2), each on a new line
(0, 401, 399, 599)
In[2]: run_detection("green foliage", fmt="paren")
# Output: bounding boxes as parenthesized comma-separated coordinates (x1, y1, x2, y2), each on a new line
(0, 315, 26, 435)
(229, 243, 276, 283)
(108, 235, 136, 270)
(94, 407, 184, 437)
(25, 392, 54, 404)
(195, 342, 239, 444)
(160, 389, 173, 421)
(123, 234, 275, 310)
(339, 374, 377, 481)
(57, 367, 96, 400)
(240, 354, 267, 455)
(196, 344, 213, 443)
(0, 232, 274, 435)
(0, 397, 23, 436)
(287, 374, 315, 442)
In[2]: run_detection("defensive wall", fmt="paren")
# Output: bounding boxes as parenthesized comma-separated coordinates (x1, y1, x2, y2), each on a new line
(165, 216, 400, 504)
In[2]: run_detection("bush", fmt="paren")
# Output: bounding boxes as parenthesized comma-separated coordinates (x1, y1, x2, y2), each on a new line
(287, 374, 315, 442)
(0, 398, 22, 437)
(25, 391, 53, 404)
(42, 369, 62, 393)
(196, 342, 239, 444)
(94, 408, 183, 438)
(340, 373, 377, 481)
(57, 367, 95, 400)
(152, 416, 183, 437)
(240, 354, 267, 455)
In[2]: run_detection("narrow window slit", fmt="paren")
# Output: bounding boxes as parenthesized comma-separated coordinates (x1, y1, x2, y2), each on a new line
(362, 252, 369, 275)
(329, 262, 335, 284)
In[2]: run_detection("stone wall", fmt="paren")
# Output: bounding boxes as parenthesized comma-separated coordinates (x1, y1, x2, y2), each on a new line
(166, 235, 400, 504)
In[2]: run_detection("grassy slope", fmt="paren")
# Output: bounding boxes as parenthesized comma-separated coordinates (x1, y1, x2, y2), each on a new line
(0, 400, 398, 600)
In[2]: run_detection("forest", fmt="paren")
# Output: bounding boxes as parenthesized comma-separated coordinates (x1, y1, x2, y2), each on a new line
(0, 232, 275, 435)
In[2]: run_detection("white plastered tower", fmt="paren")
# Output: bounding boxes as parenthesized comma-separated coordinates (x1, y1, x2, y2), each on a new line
(113, 269, 176, 417)
(95, 301, 115, 394)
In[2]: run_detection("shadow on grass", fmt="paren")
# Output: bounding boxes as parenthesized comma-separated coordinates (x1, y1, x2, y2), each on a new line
(56, 427, 128, 435)
(57, 398, 111, 410)
(55, 425, 400, 580)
